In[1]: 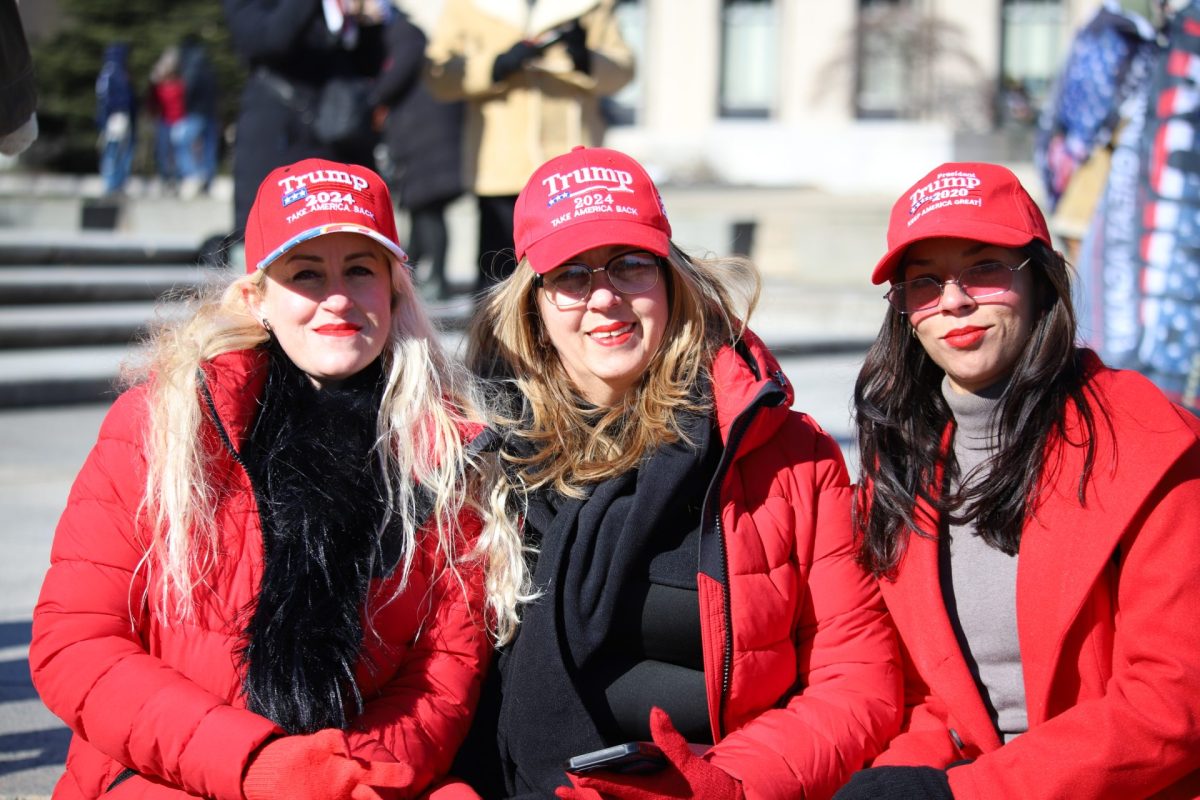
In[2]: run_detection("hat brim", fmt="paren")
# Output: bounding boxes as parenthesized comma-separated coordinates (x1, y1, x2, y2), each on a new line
(870, 220, 1044, 285)
(255, 223, 409, 272)
(523, 219, 671, 275)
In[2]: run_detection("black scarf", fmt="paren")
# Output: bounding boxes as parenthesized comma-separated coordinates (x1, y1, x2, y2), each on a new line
(493, 404, 716, 799)
(238, 347, 402, 734)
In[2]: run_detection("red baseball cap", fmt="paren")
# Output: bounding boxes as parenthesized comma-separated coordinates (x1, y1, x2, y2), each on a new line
(513, 146, 671, 274)
(243, 158, 408, 274)
(871, 162, 1052, 285)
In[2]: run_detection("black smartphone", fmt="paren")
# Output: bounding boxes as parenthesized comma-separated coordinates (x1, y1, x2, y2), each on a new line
(564, 742, 668, 775)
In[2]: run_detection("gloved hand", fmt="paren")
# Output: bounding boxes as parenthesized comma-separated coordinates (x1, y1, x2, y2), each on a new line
(492, 40, 541, 83)
(832, 766, 954, 800)
(422, 777, 485, 800)
(242, 729, 415, 800)
(561, 21, 591, 74)
(554, 708, 742, 800)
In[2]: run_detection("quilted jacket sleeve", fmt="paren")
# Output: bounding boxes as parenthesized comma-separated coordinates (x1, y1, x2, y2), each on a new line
(943, 451, 1200, 800)
(347, 511, 492, 795)
(869, 639, 963, 768)
(706, 419, 903, 800)
(29, 389, 281, 800)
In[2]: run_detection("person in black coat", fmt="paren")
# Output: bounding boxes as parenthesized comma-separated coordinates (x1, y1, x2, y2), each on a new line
(0, 0, 37, 157)
(372, 12, 464, 301)
(223, 0, 388, 236)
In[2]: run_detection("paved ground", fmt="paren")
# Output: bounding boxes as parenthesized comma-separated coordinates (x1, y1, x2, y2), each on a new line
(0, 346, 867, 798)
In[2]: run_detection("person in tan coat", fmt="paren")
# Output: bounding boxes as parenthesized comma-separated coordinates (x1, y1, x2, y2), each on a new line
(426, 0, 634, 290)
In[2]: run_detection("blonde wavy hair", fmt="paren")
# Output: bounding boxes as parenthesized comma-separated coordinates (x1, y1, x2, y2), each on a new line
(125, 247, 524, 643)
(466, 240, 761, 499)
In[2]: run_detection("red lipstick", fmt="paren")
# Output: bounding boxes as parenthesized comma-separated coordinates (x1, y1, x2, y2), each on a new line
(587, 321, 634, 346)
(944, 326, 986, 348)
(315, 323, 362, 337)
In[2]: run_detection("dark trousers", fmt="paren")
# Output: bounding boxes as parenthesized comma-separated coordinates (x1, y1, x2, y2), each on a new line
(408, 201, 451, 298)
(476, 194, 518, 291)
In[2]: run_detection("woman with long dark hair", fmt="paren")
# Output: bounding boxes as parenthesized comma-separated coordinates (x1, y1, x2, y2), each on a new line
(835, 162, 1200, 800)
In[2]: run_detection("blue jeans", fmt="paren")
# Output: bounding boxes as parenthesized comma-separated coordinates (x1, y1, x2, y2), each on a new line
(100, 133, 133, 194)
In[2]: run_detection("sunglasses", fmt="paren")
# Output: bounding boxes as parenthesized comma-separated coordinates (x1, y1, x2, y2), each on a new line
(884, 258, 1030, 314)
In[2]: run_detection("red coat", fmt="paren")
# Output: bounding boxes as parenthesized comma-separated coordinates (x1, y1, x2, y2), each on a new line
(695, 331, 901, 800)
(30, 349, 490, 800)
(872, 358, 1200, 799)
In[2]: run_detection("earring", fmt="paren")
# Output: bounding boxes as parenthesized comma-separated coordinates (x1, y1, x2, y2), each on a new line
(260, 318, 272, 332)
(909, 325, 917, 338)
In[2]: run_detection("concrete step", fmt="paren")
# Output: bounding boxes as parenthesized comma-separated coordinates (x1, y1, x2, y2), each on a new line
(0, 301, 192, 349)
(0, 231, 201, 266)
(0, 345, 132, 407)
(0, 266, 220, 304)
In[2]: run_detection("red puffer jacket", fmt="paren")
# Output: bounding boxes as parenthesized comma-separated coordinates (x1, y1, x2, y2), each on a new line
(30, 349, 490, 800)
(872, 356, 1200, 799)
(695, 330, 901, 800)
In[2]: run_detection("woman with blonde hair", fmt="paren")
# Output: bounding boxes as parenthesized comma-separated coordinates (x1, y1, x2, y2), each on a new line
(30, 158, 503, 800)
(461, 146, 901, 800)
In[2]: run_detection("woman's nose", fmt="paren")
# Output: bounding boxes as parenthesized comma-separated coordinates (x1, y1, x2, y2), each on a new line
(322, 280, 354, 311)
(938, 279, 976, 312)
(585, 272, 622, 310)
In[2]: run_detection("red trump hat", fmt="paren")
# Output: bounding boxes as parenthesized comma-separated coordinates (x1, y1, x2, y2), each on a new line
(243, 158, 408, 274)
(871, 162, 1052, 285)
(513, 146, 672, 275)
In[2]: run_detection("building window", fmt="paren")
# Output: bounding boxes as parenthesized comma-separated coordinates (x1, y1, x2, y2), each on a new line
(855, 0, 907, 119)
(605, 0, 645, 126)
(1000, 0, 1068, 122)
(719, 0, 778, 118)
(853, 0, 988, 127)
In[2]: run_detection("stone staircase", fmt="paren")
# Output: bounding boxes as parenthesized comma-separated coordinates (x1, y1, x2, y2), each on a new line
(0, 234, 214, 408)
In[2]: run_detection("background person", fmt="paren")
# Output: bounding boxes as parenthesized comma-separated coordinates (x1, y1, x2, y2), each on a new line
(372, 8, 464, 302)
(223, 0, 390, 237)
(178, 34, 221, 196)
(463, 146, 901, 800)
(30, 159, 498, 800)
(95, 41, 137, 195)
(835, 162, 1200, 800)
(147, 46, 188, 190)
(426, 0, 634, 292)
(0, 0, 38, 157)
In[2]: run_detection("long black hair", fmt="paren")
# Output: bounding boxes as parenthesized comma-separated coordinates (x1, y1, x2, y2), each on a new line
(852, 240, 1103, 576)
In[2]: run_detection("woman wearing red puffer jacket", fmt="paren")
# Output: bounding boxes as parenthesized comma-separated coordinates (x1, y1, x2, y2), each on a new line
(30, 158, 512, 800)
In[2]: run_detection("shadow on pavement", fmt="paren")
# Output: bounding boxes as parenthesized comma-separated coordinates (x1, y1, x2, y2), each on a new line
(0, 621, 37, 703)
(0, 726, 69, 778)
(0, 622, 30, 650)
(0, 618, 70, 782)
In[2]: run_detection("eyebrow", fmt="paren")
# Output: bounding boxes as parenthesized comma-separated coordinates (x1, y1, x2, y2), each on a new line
(905, 242, 995, 267)
(284, 250, 382, 264)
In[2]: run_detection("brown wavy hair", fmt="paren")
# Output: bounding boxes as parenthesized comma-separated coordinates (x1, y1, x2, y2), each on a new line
(466, 242, 760, 495)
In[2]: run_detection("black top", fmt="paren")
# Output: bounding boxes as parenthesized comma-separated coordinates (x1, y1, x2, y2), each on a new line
(477, 404, 723, 799)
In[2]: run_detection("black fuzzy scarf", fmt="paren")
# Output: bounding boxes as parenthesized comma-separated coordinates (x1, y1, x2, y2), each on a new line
(239, 347, 401, 734)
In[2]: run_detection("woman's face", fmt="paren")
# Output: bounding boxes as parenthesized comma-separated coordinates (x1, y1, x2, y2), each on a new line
(535, 244, 669, 406)
(248, 232, 394, 389)
(902, 237, 1037, 394)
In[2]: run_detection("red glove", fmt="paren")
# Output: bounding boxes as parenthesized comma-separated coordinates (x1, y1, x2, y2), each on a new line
(420, 777, 485, 800)
(555, 708, 744, 800)
(242, 729, 415, 800)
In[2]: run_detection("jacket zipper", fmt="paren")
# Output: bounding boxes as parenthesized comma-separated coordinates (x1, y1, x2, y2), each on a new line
(198, 372, 262, 511)
(704, 368, 788, 737)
